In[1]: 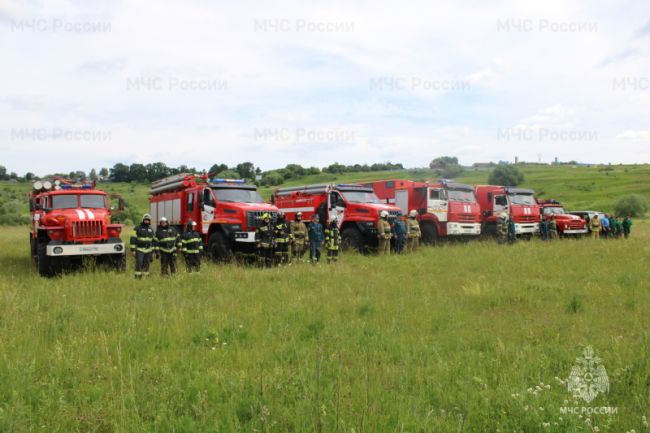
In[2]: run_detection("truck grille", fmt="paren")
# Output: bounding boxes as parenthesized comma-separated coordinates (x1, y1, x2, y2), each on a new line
(566, 220, 585, 230)
(457, 213, 477, 222)
(73, 220, 103, 238)
(519, 215, 538, 223)
(247, 211, 278, 229)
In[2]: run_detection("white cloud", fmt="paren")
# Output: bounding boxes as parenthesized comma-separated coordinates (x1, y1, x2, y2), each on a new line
(616, 130, 650, 141)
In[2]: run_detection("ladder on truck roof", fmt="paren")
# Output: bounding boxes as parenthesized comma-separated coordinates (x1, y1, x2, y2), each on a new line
(150, 173, 203, 194)
(275, 183, 370, 196)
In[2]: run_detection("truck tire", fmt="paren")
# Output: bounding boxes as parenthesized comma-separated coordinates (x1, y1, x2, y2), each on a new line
(341, 227, 364, 253)
(421, 223, 438, 245)
(36, 242, 55, 277)
(208, 232, 232, 263)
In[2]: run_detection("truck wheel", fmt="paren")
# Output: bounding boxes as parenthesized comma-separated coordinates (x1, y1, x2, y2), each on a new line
(36, 242, 55, 277)
(421, 224, 438, 245)
(341, 227, 364, 253)
(208, 232, 232, 263)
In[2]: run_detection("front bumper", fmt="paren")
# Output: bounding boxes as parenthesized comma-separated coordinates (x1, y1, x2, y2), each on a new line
(47, 242, 125, 256)
(514, 223, 539, 235)
(447, 222, 481, 236)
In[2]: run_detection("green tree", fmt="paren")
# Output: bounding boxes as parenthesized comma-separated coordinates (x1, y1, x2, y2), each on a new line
(25, 172, 35, 181)
(430, 156, 458, 169)
(261, 171, 284, 186)
(236, 162, 255, 179)
(129, 163, 148, 182)
(110, 163, 131, 182)
(209, 164, 229, 175)
(145, 162, 171, 182)
(89, 168, 98, 181)
(488, 165, 524, 186)
(216, 169, 240, 179)
(0, 165, 7, 180)
(614, 194, 647, 217)
(99, 168, 109, 179)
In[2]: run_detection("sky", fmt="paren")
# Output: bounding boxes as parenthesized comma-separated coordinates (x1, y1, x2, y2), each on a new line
(1, 0, 649, 175)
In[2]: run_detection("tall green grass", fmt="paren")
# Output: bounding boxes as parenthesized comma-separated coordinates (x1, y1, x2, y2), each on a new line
(1, 223, 648, 432)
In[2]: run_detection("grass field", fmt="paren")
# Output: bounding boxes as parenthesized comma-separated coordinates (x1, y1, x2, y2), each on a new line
(1, 221, 648, 432)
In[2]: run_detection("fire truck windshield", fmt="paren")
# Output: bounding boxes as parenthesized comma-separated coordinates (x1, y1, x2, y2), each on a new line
(508, 193, 536, 205)
(543, 207, 566, 215)
(80, 194, 107, 208)
(447, 189, 476, 203)
(50, 194, 78, 209)
(340, 191, 381, 204)
(211, 188, 264, 203)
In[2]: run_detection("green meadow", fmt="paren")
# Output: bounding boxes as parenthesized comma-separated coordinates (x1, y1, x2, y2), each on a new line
(0, 164, 649, 432)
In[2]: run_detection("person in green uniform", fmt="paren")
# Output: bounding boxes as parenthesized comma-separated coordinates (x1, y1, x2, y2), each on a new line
(622, 214, 633, 239)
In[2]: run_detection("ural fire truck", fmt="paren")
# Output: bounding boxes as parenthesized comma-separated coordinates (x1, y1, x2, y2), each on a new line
(29, 179, 126, 277)
(367, 179, 481, 243)
(149, 174, 279, 261)
(271, 183, 402, 252)
(475, 185, 541, 238)
(537, 199, 588, 237)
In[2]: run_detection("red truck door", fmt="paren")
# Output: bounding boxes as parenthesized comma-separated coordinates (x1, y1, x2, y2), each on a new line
(200, 187, 216, 234)
(429, 187, 448, 222)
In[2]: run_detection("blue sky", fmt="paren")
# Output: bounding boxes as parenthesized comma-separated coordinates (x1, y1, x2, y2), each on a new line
(1, 0, 649, 175)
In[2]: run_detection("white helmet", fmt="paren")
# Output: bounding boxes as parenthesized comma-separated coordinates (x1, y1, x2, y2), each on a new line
(160, 216, 168, 223)
(499, 212, 508, 220)
(380, 210, 389, 218)
(409, 210, 417, 217)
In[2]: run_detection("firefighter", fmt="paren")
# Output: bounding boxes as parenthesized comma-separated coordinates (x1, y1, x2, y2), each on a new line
(405, 210, 421, 253)
(590, 214, 601, 239)
(130, 213, 155, 279)
(622, 214, 632, 239)
(497, 212, 508, 244)
(255, 213, 274, 267)
(507, 216, 517, 244)
(181, 220, 203, 272)
(539, 215, 549, 241)
(154, 216, 181, 276)
(308, 214, 324, 263)
(377, 210, 392, 255)
(392, 215, 406, 253)
(290, 212, 308, 261)
(274, 211, 291, 265)
(548, 215, 559, 240)
(324, 216, 341, 263)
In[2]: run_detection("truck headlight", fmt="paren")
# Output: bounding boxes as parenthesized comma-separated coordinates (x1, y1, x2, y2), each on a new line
(114, 244, 123, 252)
(53, 247, 63, 255)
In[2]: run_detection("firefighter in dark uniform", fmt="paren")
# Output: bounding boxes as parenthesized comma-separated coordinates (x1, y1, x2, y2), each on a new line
(497, 212, 508, 244)
(154, 216, 181, 276)
(507, 216, 517, 244)
(255, 213, 274, 267)
(181, 220, 203, 272)
(273, 211, 291, 265)
(308, 214, 324, 263)
(324, 216, 341, 263)
(130, 213, 155, 279)
(290, 212, 308, 261)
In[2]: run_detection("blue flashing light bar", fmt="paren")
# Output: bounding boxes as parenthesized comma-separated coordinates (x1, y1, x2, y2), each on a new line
(60, 184, 72, 189)
(211, 178, 245, 184)
(336, 183, 363, 188)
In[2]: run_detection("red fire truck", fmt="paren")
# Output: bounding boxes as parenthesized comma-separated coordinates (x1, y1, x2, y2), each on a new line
(271, 183, 402, 252)
(537, 199, 588, 237)
(29, 179, 126, 277)
(475, 185, 541, 238)
(367, 179, 481, 243)
(149, 174, 279, 261)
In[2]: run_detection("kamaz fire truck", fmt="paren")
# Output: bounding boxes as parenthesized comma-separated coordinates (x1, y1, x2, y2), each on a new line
(367, 179, 481, 243)
(271, 183, 402, 252)
(148, 174, 279, 261)
(29, 179, 126, 277)
(537, 199, 588, 237)
(475, 185, 541, 238)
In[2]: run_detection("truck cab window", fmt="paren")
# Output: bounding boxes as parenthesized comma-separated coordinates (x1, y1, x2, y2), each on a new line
(202, 189, 215, 207)
(330, 192, 345, 208)
(429, 189, 445, 200)
(495, 195, 508, 206)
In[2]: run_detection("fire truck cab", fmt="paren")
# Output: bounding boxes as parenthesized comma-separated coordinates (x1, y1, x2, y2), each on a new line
(368, 179, 481, 243)
(29, 179, 126, 277)
(149, 174, 279, 261)
(537, 199, 588, 236)
(475, 185, 540, 237)
(272, 183, 402, 252)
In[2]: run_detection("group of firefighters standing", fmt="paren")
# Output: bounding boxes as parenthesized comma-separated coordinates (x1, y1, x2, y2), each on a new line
(130, 214, 203, 278)
(587, 213, 633, 240)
